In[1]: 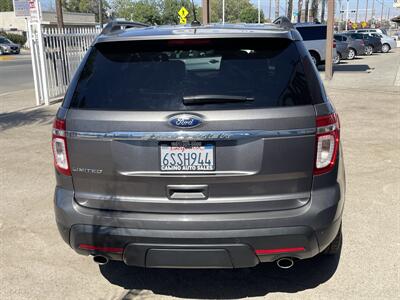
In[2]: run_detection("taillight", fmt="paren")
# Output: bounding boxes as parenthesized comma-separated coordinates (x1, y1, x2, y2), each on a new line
(52, 118, 71, 176)
(333, 40, 336, 48)
(314, 113, 340, 175)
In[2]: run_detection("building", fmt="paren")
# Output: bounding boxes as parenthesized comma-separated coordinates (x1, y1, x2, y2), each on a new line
(0, 11, 97, 32)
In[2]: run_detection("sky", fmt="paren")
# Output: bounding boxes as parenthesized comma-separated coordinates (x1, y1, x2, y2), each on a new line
(39, 0, 400, 20)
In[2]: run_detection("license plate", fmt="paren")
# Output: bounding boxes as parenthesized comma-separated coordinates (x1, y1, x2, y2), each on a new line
(160, 142, 215, 171)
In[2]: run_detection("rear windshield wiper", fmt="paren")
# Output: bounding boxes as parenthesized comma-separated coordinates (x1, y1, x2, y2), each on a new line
(183, 95, 254, 105)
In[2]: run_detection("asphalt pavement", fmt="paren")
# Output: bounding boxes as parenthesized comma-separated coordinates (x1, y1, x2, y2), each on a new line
(0, 49, 399, 300)
(0, 53, 36, 113)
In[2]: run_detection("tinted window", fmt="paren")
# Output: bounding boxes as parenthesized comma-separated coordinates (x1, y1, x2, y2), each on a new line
(296, 25, 327, 41)
(0, 37, 10, 43)
(70, 38, 312, 111)
(334, 35, 342, 41)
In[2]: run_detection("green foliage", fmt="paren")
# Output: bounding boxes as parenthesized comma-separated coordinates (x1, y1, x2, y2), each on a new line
(64, 0, 110, 22)
(210, 0, 263, 23)
(0, 31, 27, 45)
(0, 0, 13, 12)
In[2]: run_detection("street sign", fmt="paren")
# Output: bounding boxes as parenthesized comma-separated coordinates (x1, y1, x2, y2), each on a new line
(28, 0, 40, 21)
(352, 23, 357, 29)
(178, 6, 189, 24)
(361, 21, 367, 28)
(13, 0, 30, 17)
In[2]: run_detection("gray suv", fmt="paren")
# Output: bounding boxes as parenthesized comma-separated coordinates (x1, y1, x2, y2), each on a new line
(53, 21, 345, 269)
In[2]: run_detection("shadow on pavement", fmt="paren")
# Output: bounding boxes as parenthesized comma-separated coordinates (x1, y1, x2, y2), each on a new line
(100, 252, 341, 299)
(319, 63, 372, 73)
(0, 107, 55, 131)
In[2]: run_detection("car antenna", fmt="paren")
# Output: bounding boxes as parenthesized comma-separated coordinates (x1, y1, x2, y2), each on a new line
(191, 0, 201, 26)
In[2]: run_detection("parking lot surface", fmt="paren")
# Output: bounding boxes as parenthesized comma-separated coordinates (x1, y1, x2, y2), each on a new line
(0, 50, 399, 299)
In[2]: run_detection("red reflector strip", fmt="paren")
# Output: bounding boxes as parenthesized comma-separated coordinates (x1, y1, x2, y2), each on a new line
(78, 244, 124, 253)
(255, 247, 305, 255)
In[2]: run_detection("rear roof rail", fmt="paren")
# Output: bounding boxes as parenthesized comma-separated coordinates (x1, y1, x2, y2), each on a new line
(272, 16, 294, 29)
(101, 20, 150, 35)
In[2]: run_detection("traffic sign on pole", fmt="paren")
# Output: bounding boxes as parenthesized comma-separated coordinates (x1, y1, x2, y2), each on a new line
(13, 0, 30, 18)
(178, 7, 189, 24)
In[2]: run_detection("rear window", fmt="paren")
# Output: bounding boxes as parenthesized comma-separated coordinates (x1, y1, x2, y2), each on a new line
(70, 38, 313, 111)
(295, 25, 327, 41)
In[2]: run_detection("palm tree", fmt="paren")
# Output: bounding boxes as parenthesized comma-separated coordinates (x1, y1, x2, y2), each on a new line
(275, 0, 280, 18)
(297, 0, 303, 22)
(287, 0, 293, 20)
(304, 0, 309, 22)
(320, 0, 326, 22)
(311, 0, 319, 22)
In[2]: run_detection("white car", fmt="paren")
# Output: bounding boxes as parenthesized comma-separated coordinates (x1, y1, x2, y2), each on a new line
(294, 23, 338, 65)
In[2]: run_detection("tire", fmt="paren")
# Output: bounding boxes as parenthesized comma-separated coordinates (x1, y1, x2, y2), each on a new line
(381, 43, 390, 53)
(324, 225, 342, 255)
(333, 53, 341, 64)
(309, 51, 320, 66)
(364, 45, 373, 56)
(347, 48, 356, 60)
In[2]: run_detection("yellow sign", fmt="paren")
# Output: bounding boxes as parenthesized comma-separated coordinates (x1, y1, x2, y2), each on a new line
(178, 6, 189, 24)
(361, 21, 367, 28)
(352, 23, 357, 29)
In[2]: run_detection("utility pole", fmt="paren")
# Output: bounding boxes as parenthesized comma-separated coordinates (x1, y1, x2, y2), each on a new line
(321, 0, 326, 23)
(55, 0, 64, 28)
(99, 0, 103, 28)
(345, 0, 349, 31)
(202, 0, 210, 24)
(372, 0, 375, 20)
(365, 0, 368, 21)
(355, 0, 359, 22)
(258, 0, 261, 23)
(325, 0, 334, 80)
(380, 0, 384, 21)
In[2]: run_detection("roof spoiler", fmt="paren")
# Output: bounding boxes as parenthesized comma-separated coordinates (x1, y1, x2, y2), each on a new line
(101, 20, 149, 35)
(272, 16, 294, 29)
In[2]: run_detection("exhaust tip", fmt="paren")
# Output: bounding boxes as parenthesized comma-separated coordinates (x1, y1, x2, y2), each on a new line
(93, 255, 109, 265)
(276, 257, 294, 269)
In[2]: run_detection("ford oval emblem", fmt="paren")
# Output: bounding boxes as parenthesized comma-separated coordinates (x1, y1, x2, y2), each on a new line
(168, 114, 202, 129)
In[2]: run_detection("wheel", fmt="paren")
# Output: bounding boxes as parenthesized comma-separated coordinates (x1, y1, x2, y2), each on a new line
(364, 45, 373, 56)
(309, 52, 320, 66)
(324, 225, 342, 255)
(381, 43, 390, 53)
(347, 48, 356, 60)
(333, 53, 341, 64)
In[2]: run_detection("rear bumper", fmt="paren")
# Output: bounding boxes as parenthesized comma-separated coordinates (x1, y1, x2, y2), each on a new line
(54, 178, 344, 268)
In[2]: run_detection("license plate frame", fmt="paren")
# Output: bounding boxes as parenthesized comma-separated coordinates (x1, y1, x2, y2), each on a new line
(160, 141, 215, 172)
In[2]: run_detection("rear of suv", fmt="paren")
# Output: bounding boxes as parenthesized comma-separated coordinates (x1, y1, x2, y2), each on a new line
(53, 21, 345, 269)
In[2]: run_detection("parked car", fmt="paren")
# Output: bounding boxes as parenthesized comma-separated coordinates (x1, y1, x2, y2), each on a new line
(343, 32, 382, 55)
(294, 23, 338, 65)
(52, 21, 345, 269)
(0, 36, 20, 55)
(368, 33, 397, 53)
(333, 37, 350, 63)
(334, 34, 365, 59)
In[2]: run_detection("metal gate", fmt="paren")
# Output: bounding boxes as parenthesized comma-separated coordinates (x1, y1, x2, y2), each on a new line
(28, 21, 100, 105)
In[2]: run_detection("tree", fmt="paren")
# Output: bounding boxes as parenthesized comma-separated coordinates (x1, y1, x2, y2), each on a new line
(0, 0, 13, 11)
(320, 0, 326, 22)
(210, 0, 262, 23)
(304, 0, 309, 22)
(311, 0, 319, 22)
(64, 0, 110, 23)
(297, 0, 303, 22)
(287, 0, 293, 20)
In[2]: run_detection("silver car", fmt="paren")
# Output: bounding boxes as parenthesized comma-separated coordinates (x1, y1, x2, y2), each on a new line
(52, 21, 345, 269)
(354, 29, 397, 53)
(0, 36, 21, 55)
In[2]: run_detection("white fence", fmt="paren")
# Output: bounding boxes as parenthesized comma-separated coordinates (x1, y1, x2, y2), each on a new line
(29, 23, 100, 105)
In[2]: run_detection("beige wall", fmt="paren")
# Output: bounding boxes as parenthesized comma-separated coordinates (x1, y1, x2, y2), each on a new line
(0, 12, 28, 31)
(0, 11, 96, 32)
